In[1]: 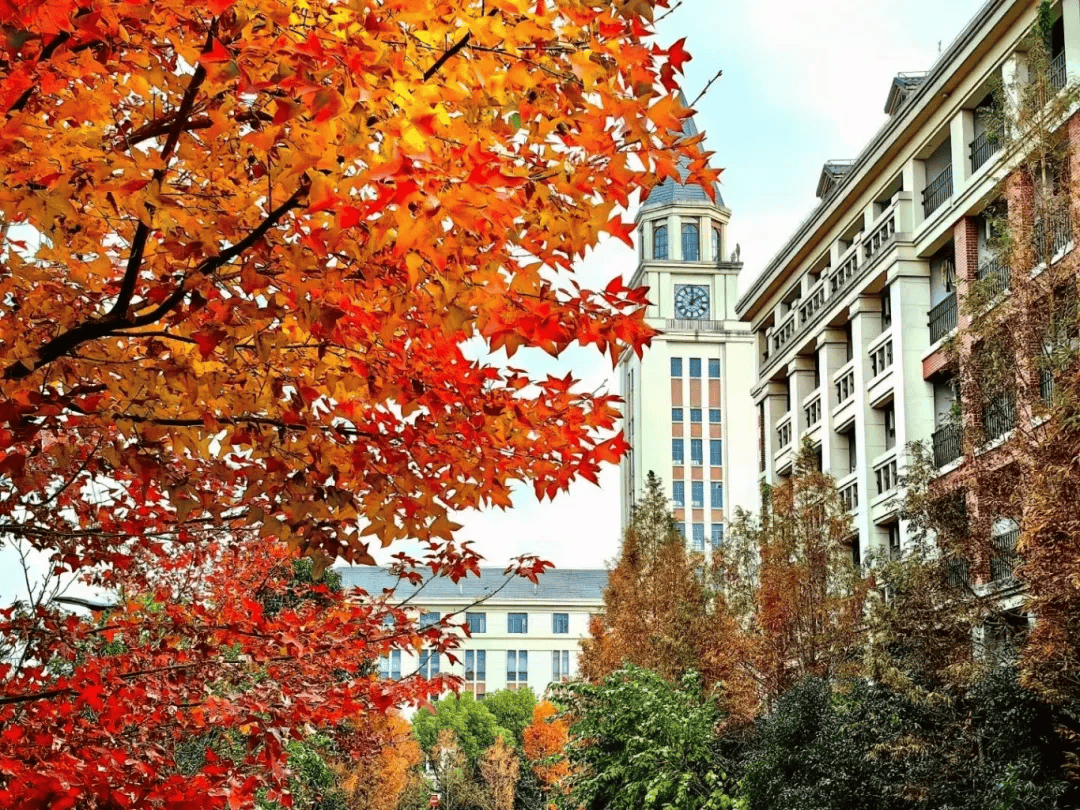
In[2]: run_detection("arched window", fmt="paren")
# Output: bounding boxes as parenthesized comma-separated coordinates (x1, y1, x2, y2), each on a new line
(711, 226, 722, 262)
(653, 223, 669, 260)
(682, 222, 700, 261)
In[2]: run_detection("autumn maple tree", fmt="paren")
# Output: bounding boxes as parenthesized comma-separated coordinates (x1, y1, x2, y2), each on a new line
(0, 0, 715, 806)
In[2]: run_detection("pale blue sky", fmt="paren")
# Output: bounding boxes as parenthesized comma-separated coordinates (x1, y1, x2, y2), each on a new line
(0, 0, 989, 606)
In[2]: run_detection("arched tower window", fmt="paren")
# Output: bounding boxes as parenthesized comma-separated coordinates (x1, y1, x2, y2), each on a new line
(682, 222, 700, 261)
(711, 225, 722, 262)
(653, 223, 669, 260)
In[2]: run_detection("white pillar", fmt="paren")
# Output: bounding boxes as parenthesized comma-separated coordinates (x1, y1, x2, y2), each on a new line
(903, 159, 928, 230)
(951, 109, 975, 189)
(1063, 0, 1080, 83)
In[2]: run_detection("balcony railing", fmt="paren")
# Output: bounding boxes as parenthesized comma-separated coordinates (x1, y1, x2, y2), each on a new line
(776, 416, 792, 450)
(804, 395, 822, 428)
(969, 126, 1003, 173)
(976, 254, 1009, 298)
(922, 165, 954, 218)
(990, 528, 1020, 583)
(835, 366, 856, 406)
(772, 311, 798, 354)
(665, 319, 729, 333)
(1034, 210, 1072, 260)
(932, 422, 962, 468)
(839, 479, 859, 513)
(830, 248, 859, 295)
(1040, 369, 1056, 403)
(928, 292, 958, 344)
(982, 395, 1015, 442)
(874, 457, 898, 496)
(798, 282, 827, 323)
(864, 213, 897, 262)
(946, 557, 973, 590)
(870, 339, 893, 378)
(1049, 50, 1067, 92)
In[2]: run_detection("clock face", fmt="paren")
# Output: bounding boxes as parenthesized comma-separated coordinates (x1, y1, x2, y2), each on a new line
(674, 284, 710, 319)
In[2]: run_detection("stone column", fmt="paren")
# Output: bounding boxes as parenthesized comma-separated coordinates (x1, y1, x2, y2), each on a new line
(1063, 0, 1080, 83)
(817, 328, 850, 480)
(755, 381, 789, 487)
(903, 159, 928, 230)
(788, 357, 817, 439)
(951, 109, 975, 189)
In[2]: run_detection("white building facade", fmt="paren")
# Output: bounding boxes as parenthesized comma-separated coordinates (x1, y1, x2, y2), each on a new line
(619, 114, 759, 548)
(735, 0, 1079, 583)
(338, 567, 605, 698)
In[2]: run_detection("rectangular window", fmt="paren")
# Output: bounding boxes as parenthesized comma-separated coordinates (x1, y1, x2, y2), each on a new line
(672, 408, 684, 422)
(419, 611, 440, 628)
(672, 481, 685, 508)
(465, 650, 487, 697)
(552, 650, 571, 682)
(678, 523, 686, 540)
(711, 481, 723, 508)
(692, 523, 705, 550)
(884, 404, 896, 450)
(508, 613, 528, 634)
(379, 650, 402, 680)
(710, 440, 722, 465)
(690, 439, 703, 465)
(881, 286, 892, 328)
(711, 524, 724, 549)
(552, 613, 569, 634)
(708, 358, 721, 378)
(691, 481, 704, 508)
(418, 650, 440, 679)
(709, 408, 721, 423)
(507, 650, 528, 689)
(670, 357, 683, 377)
(466, 612, 486, 634)
(690, 408, 702, 423)
(689, 358, 702, 378)
(672, 439, 685, 464)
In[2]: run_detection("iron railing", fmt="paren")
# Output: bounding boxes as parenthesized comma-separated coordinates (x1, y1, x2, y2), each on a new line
(923, 165, 954, 218)
(990, 529, 1020, 583)
(946, 558, 972, 590)
(976, 254, 1010, 298)
(982, 395, 1015, 442)
(1040, 369, 1055, 403)
(932, 423, 962, 468)
(1034, 210, 1072, 260)
(1049, 50, 1067, 91)
(929, 292, 958, 344)
(970, 126, 1003, 173)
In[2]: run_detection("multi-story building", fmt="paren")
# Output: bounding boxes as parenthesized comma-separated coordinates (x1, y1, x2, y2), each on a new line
(735, 0, 1078, 589)
(618, 113, 759, 548)
(338, 567, 605, 698)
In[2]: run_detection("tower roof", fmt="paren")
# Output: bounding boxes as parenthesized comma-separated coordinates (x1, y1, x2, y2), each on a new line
(641, 107, 724, 211)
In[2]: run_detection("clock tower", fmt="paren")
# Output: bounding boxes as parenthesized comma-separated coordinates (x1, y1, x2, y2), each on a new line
(618, 112, 758, 550)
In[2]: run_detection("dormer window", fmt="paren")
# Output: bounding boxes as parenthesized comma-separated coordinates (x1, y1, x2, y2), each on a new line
(682, 222, 700, 261)
(653, 223, 669, 260)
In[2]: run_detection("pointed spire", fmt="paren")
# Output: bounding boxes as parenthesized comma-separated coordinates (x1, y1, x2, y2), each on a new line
(641, 95, 723, 211)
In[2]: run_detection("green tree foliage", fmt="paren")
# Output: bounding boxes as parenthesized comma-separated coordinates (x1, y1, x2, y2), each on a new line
(559, 665, 734, 810)
(739, 672, 1076, 810)
(413, 689, 537, 768)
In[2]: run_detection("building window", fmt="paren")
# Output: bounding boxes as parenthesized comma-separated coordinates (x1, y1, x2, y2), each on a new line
(709, 440, 722, 465)
(690, 439, 703, 465)
(418, 650, 440, 679)
(672, 439, 685, 464)
(708, 358, 720, 378)
(419, 611, 440, 628)
(884, 403, 896, 450)
(653, 223, 669, 260)
(887, 523, 902, 560)
(692, 523, 705, 550)
(507, 650, 528, 689)
(553, 613, 569, 634)
(691, 481, 704, 508)
(508, 613, 528, 633)
(689, 358, 702, 378)
(678, 523, 686, 541)
(711, 524, 724, 549)
(672, 481, 685, 508)
(690, 408, 702, 423)
(682, 222, 700, 261)
(670, 357, 683, 377)
(711, 226, 721, 262)
(709, 408, 721, 423)
(711, 481, 723, 509)
(552, 650, 571, 682)
(672, 408, 684, 422)
(881, 286, 892, 328)
(851, 538, 862, 569)
(466, 612, 486, 634)
(464, 650, 486, 697)
(379, 650, 401, 680)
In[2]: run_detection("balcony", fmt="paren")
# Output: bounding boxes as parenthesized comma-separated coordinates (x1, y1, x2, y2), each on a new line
(835, 365, 856, 407)
(931, 423, 962, 468)
(928, 292, 958, 344)
(798, 279, 827, 324)
(870, 338, 893, 379)
(946, 557, 973, 591)
(982, 395, 1015, 442)
(990, 528, 1020, 583)
(922, 165, 953, 218)
(665, 318, 729, 333)
(969, 125, 1002, 174)
(776, 415, 793, 451)
(874, 457, 898, 496)
(976, 254, 1009, 298)
(830, 246, 860, 296)
(1040, 369, 1055, 403)
(1033, 210, 1072, 261)
(771, 310, 798, 355)
(804, 393, 822, 428)
(864, 212, 897, 263)
(838, 476, 859, 513)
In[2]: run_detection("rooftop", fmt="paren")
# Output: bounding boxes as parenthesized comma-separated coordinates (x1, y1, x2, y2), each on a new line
(337, 567, 609, 603)
(641, 107, 725, 211)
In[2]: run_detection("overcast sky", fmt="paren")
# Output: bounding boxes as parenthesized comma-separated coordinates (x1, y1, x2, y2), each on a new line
(0, 0, 990, 607)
